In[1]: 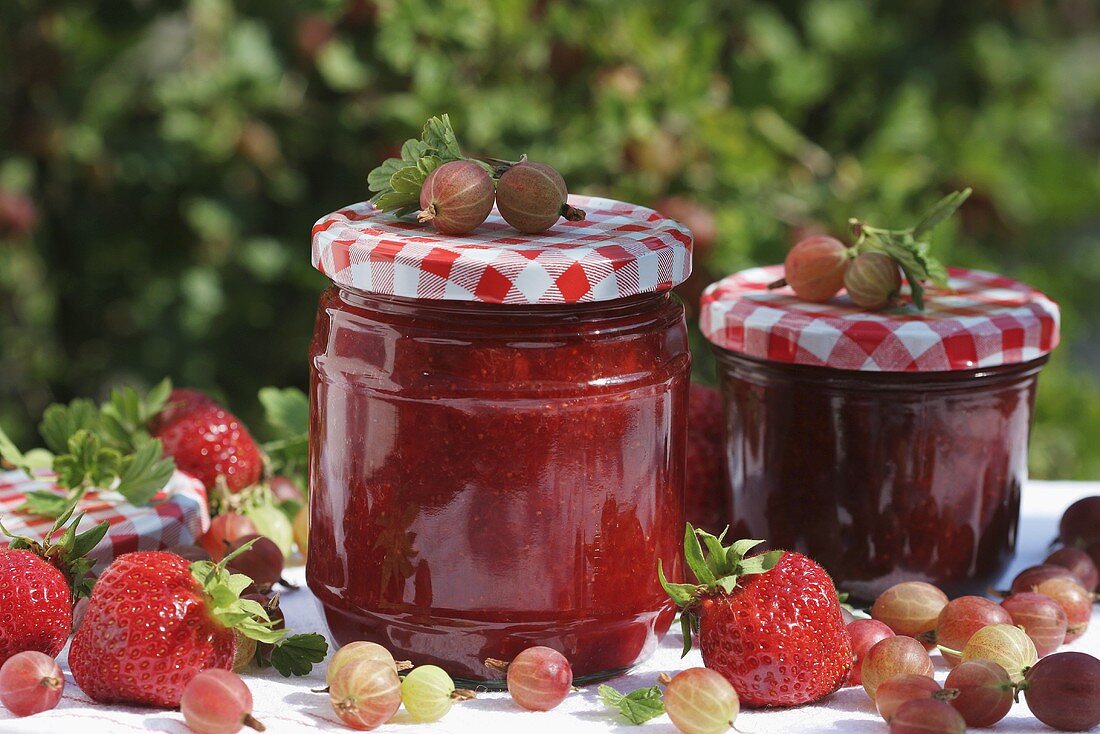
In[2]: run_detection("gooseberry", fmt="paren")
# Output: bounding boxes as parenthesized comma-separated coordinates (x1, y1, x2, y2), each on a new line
(935, 595, 1012, 665)
(844, 251, 901, 310)
(1034, 576, 1093, 643)
(494, 160, 585, 234)
(168, 544, 213, 562)
(1060, 496, 1100, 547)
(269, 475, 303, 504)
(1001, 592, 1068, 656)
(329, 659, 402, 730)
(293, 504, 309, 558)
(889, 698, 966, 734)
(505, 646, 572, 712)
(939, 659, 1014, 727)
(201, 512, 259, 562)
(401, 665, 472, 723)
(1011, 563, 1078, 593)
(775, 236, 851, 302)
(861, 636, 935, 700)
(664, 667, 740, 734)
(875, 674, 942, 722)
(871, 582, 949, 641)
(327, 642, 409, 686)
(0, 651, 63, 717)
(417, 160, 495, 235)
(1046, 546, 1100, 592)
(1021, 652, 1100, 732)
(960, 623, 1037, 682)
(846, 619, 895, 686)
(179, 669, 264, 734)
(225, 534, 284, 593)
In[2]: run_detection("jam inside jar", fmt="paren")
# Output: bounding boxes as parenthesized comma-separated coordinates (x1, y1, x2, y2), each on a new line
(701, 265, 1060, 601)
(307, 287, 689, 682)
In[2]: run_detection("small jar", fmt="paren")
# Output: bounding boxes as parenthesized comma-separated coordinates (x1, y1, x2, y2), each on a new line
(307, 196, 692, 682)
(701, 266, 1059, 600)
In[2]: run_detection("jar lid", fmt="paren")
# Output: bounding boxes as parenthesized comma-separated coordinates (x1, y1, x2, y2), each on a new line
(310, 194, 692, 304)
(700, 265, 1060, 372)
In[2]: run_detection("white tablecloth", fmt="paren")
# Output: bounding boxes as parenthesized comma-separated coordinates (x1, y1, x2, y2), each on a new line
(2, 480, 1098, 733)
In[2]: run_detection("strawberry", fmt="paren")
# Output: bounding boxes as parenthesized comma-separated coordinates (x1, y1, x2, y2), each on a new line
(153, 403, 264, 492)
(69, 546, 290, 708)
(685, 383, 728, 534)
(147, 388, 219, 433)
(660, 526, 852, 707)
(0, 509, 108, 664)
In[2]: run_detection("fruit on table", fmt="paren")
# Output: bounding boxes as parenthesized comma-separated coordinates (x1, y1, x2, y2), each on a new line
(416, 160, 495, 235)
(0, 510, 107, 664)
(1033, 576, 1093, 643)
(935, 595, 1012, 665)
(871, 581, 949, 643)
(860, 636, 934, 700)
(1001, 592, 1068, 656)
(660, 526, 852, 707)
(327, 642, 410, 684)
(401, 665, 473, 723)
(0, 651, 64, 717)
(1060, 496, 1100, 547)
(329, 658, 402, 731)
(153, 402, 263, 492)
(684, 383, 728, 534)
(503, 646, 572, 712)
(149, 387, 218, 433)
(241, 501, 295, 558)
(960, 623, 1037, 683)
(889, 698, 966, 734)
(225, 534, 284, 594)
(775, 236, 851, 302)
(494, 160, 586, 233)
(69, 550, 284, 707)
(292, 504, 309, 557)
(844, 251, 901, 310)
(874, 674, 942, 722)
(939, 659, 1014, 727)
(663, 667, 740, 734)
(1020, 652, 1100, 731)
(845, 619, 895, 686)
(180, 669, 264, 734)
(1012, 563, 1081, 594)
(201, 512, 260, 562)
(269, 475, 304, 504)
(1045, 546, 1100, 593)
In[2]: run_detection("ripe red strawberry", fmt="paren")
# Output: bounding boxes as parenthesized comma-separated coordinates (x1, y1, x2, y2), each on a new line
(0, 511, 108, 665)
(660, 526, 852, 707)
(69, 549, 284, 708)
(148, 388, 219, 433)
(153, 403, 264, 492)
(685, 383, 728, 533)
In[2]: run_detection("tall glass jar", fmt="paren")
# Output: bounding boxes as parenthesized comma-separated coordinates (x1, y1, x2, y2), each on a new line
(307, 196, 692, 682)
(701, 266, 1060, 601)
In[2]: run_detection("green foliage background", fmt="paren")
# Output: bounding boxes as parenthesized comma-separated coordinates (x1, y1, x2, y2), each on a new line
(2, 0, 1099, 477)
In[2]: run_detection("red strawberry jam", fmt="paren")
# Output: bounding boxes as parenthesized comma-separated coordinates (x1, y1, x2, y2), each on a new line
(307, 197, 693, 683)
(701, 266, 1060, 601)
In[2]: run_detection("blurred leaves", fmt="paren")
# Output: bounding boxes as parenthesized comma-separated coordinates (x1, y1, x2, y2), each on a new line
(1, 0, 1099, 476)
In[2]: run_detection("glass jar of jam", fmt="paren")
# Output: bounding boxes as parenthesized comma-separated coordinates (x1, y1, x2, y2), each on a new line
(701, 266, 1060, 601)
(307, 196, 692, 682)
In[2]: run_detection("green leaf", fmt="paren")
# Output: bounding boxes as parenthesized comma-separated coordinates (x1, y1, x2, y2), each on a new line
(0, 425, 26, 469)
(258, 387, 309, 439)
(21, 449, 55, 471)
(912, 188, 972, 239)
(657, 560, 698, 606)
(421, 114, 463, 160)
(697, 528, 729, 578)
(71, 521, 110, 559)
(598, 684, 665, 725)
(389, 166, 426, 196)
(679, 613, 694, 657)
(682, 524, 715, 586)
(115, 437, 175, 506)
(370, 190, 418, 214)
(736, 549, 784, 576)
(726, 538, 765, 564)
(270, 633, 329, 677)
(17, 490, 77, 519)
(39, 400, 100, 454)
(400, 138, 427, 163)
(417, 155, 442, 176)
(368, 157, 405, 193)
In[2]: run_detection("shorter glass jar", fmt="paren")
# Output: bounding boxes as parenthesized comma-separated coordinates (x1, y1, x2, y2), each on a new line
(701, 266, 1060, 600)
(307, 196, 693, 682)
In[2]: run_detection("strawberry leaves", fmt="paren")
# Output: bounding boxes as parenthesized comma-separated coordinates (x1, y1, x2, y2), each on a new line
(0, 506, 110, 598)
(598, 684, 665, 725)
(659, 524, 785, 657)
(270, 633, 329, 677)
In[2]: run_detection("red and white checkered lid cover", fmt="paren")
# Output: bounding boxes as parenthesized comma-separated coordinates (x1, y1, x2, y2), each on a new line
(311, 194, 692, 304)
(701, 265, 1060, 372)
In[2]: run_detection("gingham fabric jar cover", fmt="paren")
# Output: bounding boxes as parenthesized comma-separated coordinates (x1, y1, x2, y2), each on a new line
(311, 194, 692, 304)
(701, 265, 1060, 372)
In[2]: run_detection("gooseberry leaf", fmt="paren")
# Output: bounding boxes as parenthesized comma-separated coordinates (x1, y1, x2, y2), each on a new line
(912, 188, 972, 239)
(598, 684, 665, 725)
(368, 158, 405, 193)
(390, 166, 427, 195)
(422, 114, 463, 160)
(400, 137, 428, 163)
